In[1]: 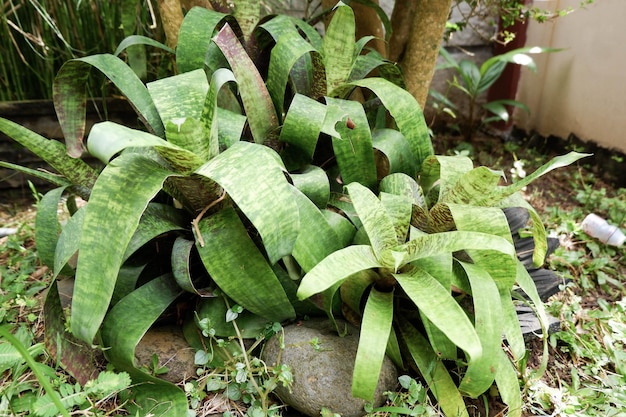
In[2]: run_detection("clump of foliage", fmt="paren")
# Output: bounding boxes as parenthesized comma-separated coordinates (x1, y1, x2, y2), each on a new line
(430, 46, 557, 140)
(0, 2, 587, 416)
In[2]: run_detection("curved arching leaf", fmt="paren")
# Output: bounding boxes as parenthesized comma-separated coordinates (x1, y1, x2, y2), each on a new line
(0, 117, 98, 192)
(397, 318, 469, 417)
(195, 207, 296, 322)
(346, 183, 397, 264)
(53, 55, 164, 156)
(372, 129, 419, 177)
(457, 261, 502, 397)
(297, 245, 382, 300)
(114, 35, 174, 57)
(53, 206, 85, 279)
(394, 266, 482, 367)
(213, 24, 279, 145)
(279, 94, 328, 168)
(100, 275, 187, 417)
(291, 187, 345, 273)
(194, 141, 299, 264)
(326, 98, 377, 190)
(71, 153, 178, 343)
(347, 78, 432, 175)
(176, 6, 229, 73)
(396, 230, 516, 267)
(322, 3, 355, 93)
(35, 187, 65, 269)
(266, 26, 317, 116)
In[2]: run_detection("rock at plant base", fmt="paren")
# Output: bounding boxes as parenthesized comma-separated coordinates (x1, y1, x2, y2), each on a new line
(135, 325, 197, 383)
(262, 318, 398, 417)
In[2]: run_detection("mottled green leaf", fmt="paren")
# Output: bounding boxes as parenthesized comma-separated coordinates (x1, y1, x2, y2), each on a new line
(352, 288, 394, 401)
(53, 55, 164, 156)
(195, 208, 295, 322)
(71, 153, 177, 343)
(195, 142, 298, 263)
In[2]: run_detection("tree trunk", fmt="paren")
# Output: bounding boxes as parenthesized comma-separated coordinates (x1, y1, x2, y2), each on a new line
(395, 0, 452, 108)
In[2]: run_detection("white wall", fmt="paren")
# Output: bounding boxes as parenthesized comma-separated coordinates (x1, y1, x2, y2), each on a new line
(514, 0, 626, 152)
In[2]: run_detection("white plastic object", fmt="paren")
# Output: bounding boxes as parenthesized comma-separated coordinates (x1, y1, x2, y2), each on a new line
(581, 213, 625, 246)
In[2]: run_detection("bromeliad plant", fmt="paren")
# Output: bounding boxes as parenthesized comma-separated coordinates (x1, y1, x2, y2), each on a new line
(297, 152, 586, 417)
(0, 2, 415, 415)
(0, 1, 586, 416)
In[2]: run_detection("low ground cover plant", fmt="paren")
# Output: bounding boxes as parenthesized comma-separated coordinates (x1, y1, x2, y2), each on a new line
(0, 2, 592, 416)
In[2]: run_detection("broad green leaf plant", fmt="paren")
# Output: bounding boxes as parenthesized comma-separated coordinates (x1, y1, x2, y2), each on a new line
(431, 46, 560, 140)
(0, 2, 587, 416)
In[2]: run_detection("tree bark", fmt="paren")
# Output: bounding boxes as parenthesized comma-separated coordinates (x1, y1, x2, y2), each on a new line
(395, 0, 452, 108)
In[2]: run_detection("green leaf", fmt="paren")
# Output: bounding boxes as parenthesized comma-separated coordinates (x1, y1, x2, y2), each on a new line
(71, 153, 176, 343)
(0, 326, 70, 417)
(233, 0, 259, 42)
(53, 55, 164, 156)
(347, 78, 432, 175)
(114, 35, 174, 56)
(394, 267, 482, 363)
(346, 183, 398, 264)
(195, 296, 269, 338)
(53, 207, 85, 278)
(213, 24, 279, 145)
(100, 275, 187, 417)
(195, 207, 296, 322)
(447, 204, 516, 289)
(380, 192, 413, 244)
(147, 69, 209, 125)
(290, 166, 330, 208)
(0, 162, 71, 189)
(43, 281, 100, 385)
(326, 98, 377, 189)
(494, 350, 523, 417)
(291, 188, 345, 273)
(480, 46, 563, 76)
(195, 142, 298, 264)
(419, 155, 474, 199)
(456, 262, 502, 397)
(279, 94, 328, 167)
(0, 117, 98, 191)
(396, 231, 516, 266)
(176, 7, 229, 73)
(458, 60, 481, 96)
(86, 121, 200, 169)
(83, 371, 131, 396)
(372, 129, 420, 177)
(396, 318, 469, 417)
(122, 203, 187, 263)
(297, 245, 382, 300)
(379, 173, 427, 209)
(266, 26, 318, 116)
(172, 237, 208, 296)
(35, 188, 65, 269)
(322, 3, 355, 93)
(352, 288, 394, 401)
(495, 152, 590, 203)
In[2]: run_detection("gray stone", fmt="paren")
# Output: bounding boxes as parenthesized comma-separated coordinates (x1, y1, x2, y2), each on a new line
(262, 318, 398, 417)
(135, 325, 197, 384)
